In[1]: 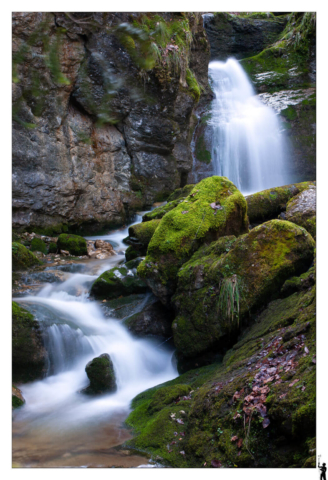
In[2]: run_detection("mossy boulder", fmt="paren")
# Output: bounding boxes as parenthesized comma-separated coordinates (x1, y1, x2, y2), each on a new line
(138, 176, 249, 304)
(12, 302, 47, 382)
(30, 237, 48, 254)
(172, 220, 315, 358)
(12, 242, 42, 271)
(125, 246, 140, 262)
(90, 265, 149, 300)
(82, 354, 116, 394)
(57, 233, 87, 256)
(284, 185, 316, 238)
(48, 242, 58, 254)
(246, 181, 315, 224)
(126, 275, 316, 467)
(12, 386, 25, 409)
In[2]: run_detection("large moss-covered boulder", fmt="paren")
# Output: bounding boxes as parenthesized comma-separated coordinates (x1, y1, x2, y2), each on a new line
(138, 177, 249, 304)
(12, 243, 42, 271)
(83, 354, 116, 394)
(91, 265, 148, 300)
(246, 181, 315, 224)
(12, 302, 47, 382)
(126, 272, 316, 468)
(284, 185, 316, 238)
(173, 220, 315, 358)
(57, 233, 87, 256)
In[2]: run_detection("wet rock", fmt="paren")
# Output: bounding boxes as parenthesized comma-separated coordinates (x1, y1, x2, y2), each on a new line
(87, 239, 115, 259)
(12, 386, 25, 409)
(101, 293, 149, 320)
(83, 353, 116, 394)
(138, 176, 249, 305)
(91, 265, 149, 300)
(124, 220, 161, 260)
(246, 181, 315, 224)
(124, 257, 144, 270)
(172, 220, 315, 358)
(12, 242, 42, 271)
(57, 234, 87, 256)
(284, 185, 316, 238)
(123, 297, 174, 338)
(12, 301, 48, 382)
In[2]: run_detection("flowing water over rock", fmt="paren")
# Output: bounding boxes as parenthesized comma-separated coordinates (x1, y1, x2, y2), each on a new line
(207, 58, 291, 195)
(12, 216, 177, 467)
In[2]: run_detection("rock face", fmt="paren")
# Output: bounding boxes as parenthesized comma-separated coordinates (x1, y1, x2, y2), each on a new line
(203, 13, 287, 60)
(126, 268, 316, 468)
(12, 242, 42, 271)
(285, 185, 316, 238)
(123, 296, 174, 338)
(138, 177, 249, 305)
(12, 301, 48, 382)
(91, 265, 148, 299)
(172, 220, 315, 358)
(83, 354, 116, 394)
(12, 12, 210, 234)
(57, 233, 87, 256)
(246, 181, 316, 224)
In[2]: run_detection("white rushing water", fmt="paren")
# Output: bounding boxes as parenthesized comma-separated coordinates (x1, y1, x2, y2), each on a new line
(208, 58, 290, 195)
(13, 219, 177, 459)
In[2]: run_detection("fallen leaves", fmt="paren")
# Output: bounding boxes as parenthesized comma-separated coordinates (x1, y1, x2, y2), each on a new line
(231, 435, 238, 442)
(289, 379, 299, 387)
(236, 438, 243, 449)
(262, 417, 270, 428)
(211, 459, 222, 468)
(210, 202, 223, 210)
(181, 211, 189, 214)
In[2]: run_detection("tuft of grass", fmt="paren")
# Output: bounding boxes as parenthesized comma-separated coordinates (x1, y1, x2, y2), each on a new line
(218, 274, 240, 328)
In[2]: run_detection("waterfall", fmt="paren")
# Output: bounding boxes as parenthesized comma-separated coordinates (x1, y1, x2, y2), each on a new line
(208, 58, 290, 195)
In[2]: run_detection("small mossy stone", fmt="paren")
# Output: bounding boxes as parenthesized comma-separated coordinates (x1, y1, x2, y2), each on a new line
(125, 257, 144, 269)
(48, 242, 57, 254)
(12, 386, 25, 409)
(83, 353, 116, 394)
(167, 184, 194, 202)
(91, 265, 148, 300)
(57, 234, 87, 256)
(142, 198, 183, 222)
(30, 237, 48, 254)
(138, 176, 249, 304)
(12, 242, 42, 271)
(12, 302, 47, 382)
(128, 219, 161, 247)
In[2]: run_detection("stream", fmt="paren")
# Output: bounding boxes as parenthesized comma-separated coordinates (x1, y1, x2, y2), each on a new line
(12, 214, 178, 467)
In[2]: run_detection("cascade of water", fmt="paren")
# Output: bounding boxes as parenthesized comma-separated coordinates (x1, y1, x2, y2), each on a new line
(208, 58, 290, 195)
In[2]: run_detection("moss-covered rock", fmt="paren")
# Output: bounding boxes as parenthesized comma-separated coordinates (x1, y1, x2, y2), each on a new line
(125, 246, 140, 262)
(48, 242, 58, 254)
(12, 386, 25, 409)
(172, 220, 315, 358)
(57, 233, 87, 256)
(284, 185, 316, 238)
(128, 219, 161, 248)
(90, 265, 149, 300)
(126, 275, 316, 467)
(246, 181, 315, 224)
(138, 177, 249, 304)
(30, 237, 48, 254)
(82, 354, 116, 394)
(167, 184, 195, 202)
(12, 242, 42, 271)
(142, 198, 184, 222)
(12, 302, 47, 382)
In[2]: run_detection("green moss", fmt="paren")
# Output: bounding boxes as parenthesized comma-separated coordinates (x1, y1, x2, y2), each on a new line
(246, 181, 315, 223)
(128, 219, 161, 247)
(30, 237, 48, 254)
(91, 266, 148, 300)
(48, 242, 57, 254)
(57, 233, 87, 256)
(195, 134, 211, 164)
(125, 246, 140, 262)
(12, 394, 24, 409)
(12, 242, 42, 271)
(186, 68, 201, 102)
(138, 176, 248, 301)
(281, 106, 297, 121)
(167, 184, 194, 203)
(142, 198, 183, 222)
